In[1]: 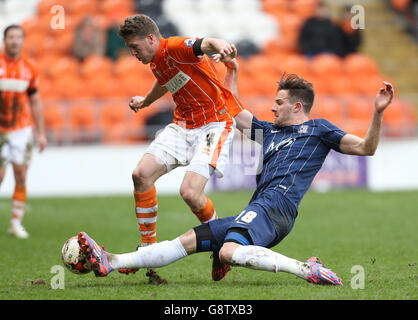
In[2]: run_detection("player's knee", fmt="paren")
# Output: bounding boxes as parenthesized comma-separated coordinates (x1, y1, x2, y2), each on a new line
(179, 185, 199, 206)
(132, 166, 153, 188)
(218, 245, 234, 265)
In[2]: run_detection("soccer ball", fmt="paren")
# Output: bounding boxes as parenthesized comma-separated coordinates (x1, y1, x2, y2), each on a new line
(61, 236, 92, 274)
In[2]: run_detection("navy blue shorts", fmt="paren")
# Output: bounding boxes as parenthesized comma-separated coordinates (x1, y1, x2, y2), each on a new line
(206, 201, 295, 250)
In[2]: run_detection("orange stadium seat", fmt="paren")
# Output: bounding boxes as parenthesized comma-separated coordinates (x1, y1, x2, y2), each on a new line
(49, 29, 75, 56)
(383, 98, 415, 136)
(310, 53, 343, 78)
(69, 100, 98, 142)
(38, 78, 58, 99)
(242, 96, 274, 121)
(247, 55, 276, 77)
(86, 74, 124, 98)
(279, 13, 304, 36)
(309, 76, 330, 95)
(351, 74, 387, 95)
(48, 56, 81, 81)
(100, 101, 129, 143)
(345, 96, 374, 136)
(21, 18, 45, 36)
(101, 0, 134, 14)
(343, 53, 378, 77)
(238, 76, 262, 96)
(37, 0, 71, 17)
(22, 33, 46, 58)
(80, 55, 114, 79)
(294, 0, 319, 18)
(310, 74, 355, 95)
(279, 54, 311, 78)
(54, 73, 93, 99)
(327, 74, 357, 95)
(68, 0, 100, 16)
(312, 96, 344, 126)
(34, 53, 58, 79)
(114, 55, 146, 78)
(43, 101, 66, 143)
(262, 0, 288, 16)
(119, 72, 156, 97)
(347, 96, 374, 120)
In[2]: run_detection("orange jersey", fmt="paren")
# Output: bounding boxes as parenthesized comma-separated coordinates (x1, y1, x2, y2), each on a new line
(0, 53, 38, 133)
(150, 37, 244, 129)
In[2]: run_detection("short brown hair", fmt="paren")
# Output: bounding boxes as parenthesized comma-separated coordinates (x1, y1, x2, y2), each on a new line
(278, 73, 315, 114)
(118, 14, 161, 40)
(3, 24, 24, 39)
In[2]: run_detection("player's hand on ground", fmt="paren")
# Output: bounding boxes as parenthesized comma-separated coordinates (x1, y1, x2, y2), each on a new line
(37, 133, 47, 152)
(129, 96, 147, 112)
(375, 81, 394, 113)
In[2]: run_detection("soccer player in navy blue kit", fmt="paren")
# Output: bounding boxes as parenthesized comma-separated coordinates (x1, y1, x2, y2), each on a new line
(78, 59, 394, 286)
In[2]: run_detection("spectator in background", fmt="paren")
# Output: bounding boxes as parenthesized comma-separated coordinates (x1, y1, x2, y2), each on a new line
(298, 1, 344, 57)
(337, 5, 362, 56)
(105, 15, 129, 60)
(134, 0, 163, 20)
(72, 16, 106, 62)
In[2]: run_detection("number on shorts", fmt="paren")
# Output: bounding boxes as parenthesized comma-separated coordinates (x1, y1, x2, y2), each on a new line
(235, 210, 257, 224)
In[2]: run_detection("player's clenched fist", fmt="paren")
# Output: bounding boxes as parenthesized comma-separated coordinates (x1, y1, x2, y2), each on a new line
(129, 96, 146, 112)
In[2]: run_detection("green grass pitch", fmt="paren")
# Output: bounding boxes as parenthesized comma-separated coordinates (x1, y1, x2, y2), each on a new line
(0, 189, 416, 300)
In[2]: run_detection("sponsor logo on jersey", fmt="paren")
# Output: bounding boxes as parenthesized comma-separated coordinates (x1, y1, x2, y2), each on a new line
(0, 78, 30, 92)
(184, 38, 197, 48)
(298, 125, 309, 134)
(266, 137, 296, 153)
(164, 71, 191, 94)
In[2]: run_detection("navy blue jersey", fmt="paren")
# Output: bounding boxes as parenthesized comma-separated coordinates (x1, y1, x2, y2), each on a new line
(250, 117, 347, 213)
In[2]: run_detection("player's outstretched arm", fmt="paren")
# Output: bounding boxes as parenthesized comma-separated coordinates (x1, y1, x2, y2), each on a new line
(29, 92, 47, 152)
(222, 58, 254, 134)
(201, 38, 237, 63)
(340, 81, 394, 156)
(129, 80, 168, 112)
(223, 59, 239, 97)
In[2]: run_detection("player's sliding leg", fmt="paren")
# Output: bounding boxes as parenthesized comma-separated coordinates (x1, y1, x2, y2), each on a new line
(78, 229, 195, 277)
(219, 242, 342, 286)
(8, 163, 29, 239)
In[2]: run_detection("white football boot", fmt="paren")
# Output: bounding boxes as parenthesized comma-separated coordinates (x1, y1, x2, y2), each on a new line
(8, 222, 29, 239)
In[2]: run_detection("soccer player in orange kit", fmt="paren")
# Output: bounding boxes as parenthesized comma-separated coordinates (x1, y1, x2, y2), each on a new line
(0, 25, 47, 238)
(118, 14, 247, 281)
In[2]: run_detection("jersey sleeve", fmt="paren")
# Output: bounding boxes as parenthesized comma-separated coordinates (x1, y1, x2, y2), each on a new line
(250, 116, 270, 143)
(317, 119, 347, 152)
(166, 37, 203, 63)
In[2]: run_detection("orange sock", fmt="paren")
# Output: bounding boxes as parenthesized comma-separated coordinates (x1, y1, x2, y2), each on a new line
(134, 186, 158, 244)
(11, 185, 26, 224)
(193, 196, 218, 223)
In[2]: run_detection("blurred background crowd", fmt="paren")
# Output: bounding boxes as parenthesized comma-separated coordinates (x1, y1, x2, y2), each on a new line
(0, 0, 416, 145)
